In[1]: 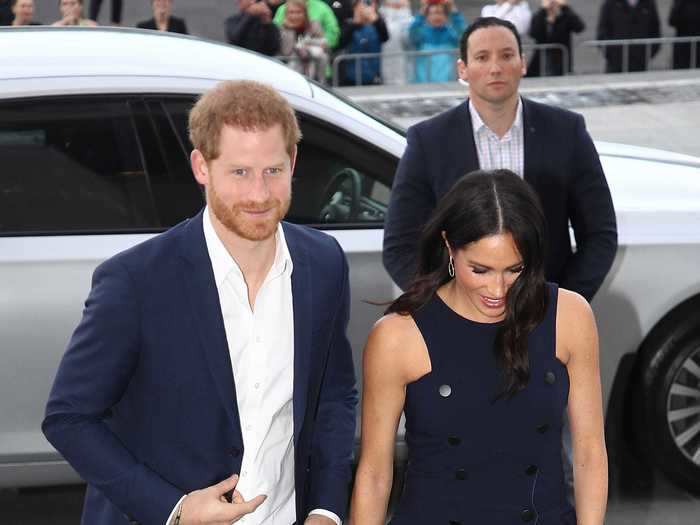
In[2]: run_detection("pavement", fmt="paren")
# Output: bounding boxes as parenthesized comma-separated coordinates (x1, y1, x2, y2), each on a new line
(338, 68, 700, 158)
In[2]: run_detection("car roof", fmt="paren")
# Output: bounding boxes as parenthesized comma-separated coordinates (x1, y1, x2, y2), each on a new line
(0, 26, 313, 98)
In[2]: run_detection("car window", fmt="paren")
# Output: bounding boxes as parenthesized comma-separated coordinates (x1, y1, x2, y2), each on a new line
(0, 96, 203, 235)
(289, 115, 394, 228)
(166, 99, 396, 229)
(132, 99, 204, 227)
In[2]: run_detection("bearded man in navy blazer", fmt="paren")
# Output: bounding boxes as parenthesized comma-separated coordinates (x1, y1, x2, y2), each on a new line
(43, 80, 357, 525)
(384, 17, 618, 302)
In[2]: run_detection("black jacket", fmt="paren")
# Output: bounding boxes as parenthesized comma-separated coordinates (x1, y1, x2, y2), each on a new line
(136, 16, 189, 35)
(225, 12, 281, 56)
(527, 6, 585, 76)
(0, 0, 12, 25)
(383, 99, 618, 301)
(596, 0, 661, 72)
(669, 0, 700, 68)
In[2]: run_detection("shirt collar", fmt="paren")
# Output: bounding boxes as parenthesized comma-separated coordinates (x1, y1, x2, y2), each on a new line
(202, 206, 293, 288)
(469, 97, 523, 137)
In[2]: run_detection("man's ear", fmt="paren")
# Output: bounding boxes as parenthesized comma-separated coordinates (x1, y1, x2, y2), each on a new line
(290, 145, 298, 174)
(191, 149, 209, 186)
(521, 53, 527, 76)
(457, 58, 468, 82)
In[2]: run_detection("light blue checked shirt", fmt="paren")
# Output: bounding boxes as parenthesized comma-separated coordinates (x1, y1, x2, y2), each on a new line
(469, 97, 524, 179)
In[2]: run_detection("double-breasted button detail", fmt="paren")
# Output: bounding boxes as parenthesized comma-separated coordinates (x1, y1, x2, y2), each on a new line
(525, 464, 538, 476)
(455, 468, 467, 480)
(536, 423, 550, 434)
(520, 508, 536, 522)
(439, 384, 452, 397)
(447, 436, 461, 446)
(544, 371, 556, 384)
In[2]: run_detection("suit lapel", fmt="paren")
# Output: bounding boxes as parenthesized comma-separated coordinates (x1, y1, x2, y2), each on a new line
(455, 100, 480, 178)
(284, 223, 312, 446)
(522, 98, 541, 187)
(178, 211, 244, 447)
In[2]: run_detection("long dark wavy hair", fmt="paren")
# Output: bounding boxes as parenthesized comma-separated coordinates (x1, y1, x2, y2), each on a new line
(386, 169, 548, 399)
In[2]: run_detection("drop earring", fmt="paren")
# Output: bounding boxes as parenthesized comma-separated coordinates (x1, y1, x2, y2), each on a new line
(448, 256, 455, 278)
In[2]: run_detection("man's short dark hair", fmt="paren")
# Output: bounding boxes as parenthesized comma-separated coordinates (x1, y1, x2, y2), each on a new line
(459, 17, 523, 62)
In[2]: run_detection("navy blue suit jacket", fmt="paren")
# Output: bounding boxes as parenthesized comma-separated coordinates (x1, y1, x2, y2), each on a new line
(43, 211, 357, 525)
(383, 98, 618, 301)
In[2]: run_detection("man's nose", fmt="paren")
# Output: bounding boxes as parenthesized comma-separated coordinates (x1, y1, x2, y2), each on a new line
(248, 172, 271, 201)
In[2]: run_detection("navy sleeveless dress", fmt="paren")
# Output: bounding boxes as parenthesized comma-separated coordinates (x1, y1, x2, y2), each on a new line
(390, 283, 575, 525)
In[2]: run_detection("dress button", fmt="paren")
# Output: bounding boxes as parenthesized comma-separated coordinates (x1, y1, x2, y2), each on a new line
(520, 508, 536, 522)
(229, 447, 241, 457)
(525, 464, 538, 476)
(545, 371, 556, 384)
(536, 423, 550, 434)
(447, 436, 461, 446)
(439, 384, 452, 397)
(455, 468, 467, 480)
(449, 521, 462, 525)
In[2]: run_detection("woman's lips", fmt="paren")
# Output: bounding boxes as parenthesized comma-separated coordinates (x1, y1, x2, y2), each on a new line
(480, 295, 505, 309)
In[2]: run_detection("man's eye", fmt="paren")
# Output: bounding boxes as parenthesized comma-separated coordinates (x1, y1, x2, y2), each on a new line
(232, 169, 246, 176)
(266, 167, 282, 175)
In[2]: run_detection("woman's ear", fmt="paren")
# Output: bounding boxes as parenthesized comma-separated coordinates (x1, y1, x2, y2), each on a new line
(441, 230, 452, 256)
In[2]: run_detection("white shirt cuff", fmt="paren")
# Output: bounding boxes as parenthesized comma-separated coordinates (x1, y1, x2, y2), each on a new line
(308, 508, 342, 525)
(165, 495, 187, 525)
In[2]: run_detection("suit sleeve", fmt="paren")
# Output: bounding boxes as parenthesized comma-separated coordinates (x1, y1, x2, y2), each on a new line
(561, 114, 618, 301)
(307, 240, 358, 518)
(383, 125, 436, 290)
(42, 259, 183, 525)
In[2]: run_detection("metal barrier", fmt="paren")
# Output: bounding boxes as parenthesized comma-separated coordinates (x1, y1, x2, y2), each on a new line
(331, 43, 569, 86)
(580, 36, 700, 73)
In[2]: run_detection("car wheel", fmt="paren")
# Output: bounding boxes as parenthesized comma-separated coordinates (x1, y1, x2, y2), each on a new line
(637, 305, 700, 495)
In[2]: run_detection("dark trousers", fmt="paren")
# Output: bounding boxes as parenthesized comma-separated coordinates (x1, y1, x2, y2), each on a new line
(89, 0, 123, 24)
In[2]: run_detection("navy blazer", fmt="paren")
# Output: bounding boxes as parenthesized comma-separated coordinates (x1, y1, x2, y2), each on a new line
(383, 98, 618, 301)
(43, 211, 357, 525)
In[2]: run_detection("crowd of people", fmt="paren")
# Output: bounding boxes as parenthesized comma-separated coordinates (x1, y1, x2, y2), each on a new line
(1, 1, 699, 82)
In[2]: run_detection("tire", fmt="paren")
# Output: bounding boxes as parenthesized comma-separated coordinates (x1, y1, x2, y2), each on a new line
(636, 300, 700, 495)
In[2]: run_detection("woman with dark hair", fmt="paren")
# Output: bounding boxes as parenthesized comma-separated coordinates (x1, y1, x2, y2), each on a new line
(350, 169, 607, 524)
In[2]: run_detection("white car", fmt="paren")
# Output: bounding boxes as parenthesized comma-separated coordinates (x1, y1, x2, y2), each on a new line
(1, 27, 699, 497)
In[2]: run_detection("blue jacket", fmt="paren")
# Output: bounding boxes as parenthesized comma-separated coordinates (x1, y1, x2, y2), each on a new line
(409, 12, 466, 83)
(43, 211, 357, 525)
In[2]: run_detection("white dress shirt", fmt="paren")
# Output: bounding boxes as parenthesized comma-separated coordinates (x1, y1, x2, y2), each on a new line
(166, 209, 340, 525)
(481, 1, 533, 36)
(469, 97, 524, 178)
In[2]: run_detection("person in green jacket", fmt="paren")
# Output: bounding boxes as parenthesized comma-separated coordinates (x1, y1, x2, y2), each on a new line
(274, 0, 340, 49)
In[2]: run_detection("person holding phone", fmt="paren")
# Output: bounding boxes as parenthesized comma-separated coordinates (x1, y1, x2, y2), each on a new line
(338, 0, 389, 85)
(408, 0, 466, 83)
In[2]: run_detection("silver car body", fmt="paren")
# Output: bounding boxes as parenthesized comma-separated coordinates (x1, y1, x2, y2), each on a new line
(1, 27, 699, 489)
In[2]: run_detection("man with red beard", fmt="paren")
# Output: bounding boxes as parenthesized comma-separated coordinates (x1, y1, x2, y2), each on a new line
(43, 80, 357, 525)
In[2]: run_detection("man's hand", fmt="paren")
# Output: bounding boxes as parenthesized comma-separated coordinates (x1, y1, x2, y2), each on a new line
(304, 515, 336, 525)
(180, 474, 266, 525)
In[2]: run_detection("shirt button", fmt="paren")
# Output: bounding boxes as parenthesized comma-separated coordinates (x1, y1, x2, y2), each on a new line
(254, 382, 260, 389)
(255, 335, 262, 343)
(246, 424, 252, 431)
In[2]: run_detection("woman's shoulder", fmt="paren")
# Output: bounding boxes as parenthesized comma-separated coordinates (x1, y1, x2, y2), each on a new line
(366, 312, 429, 381)
(555, 287, 597, 358)
(370, 312, 420, 345)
